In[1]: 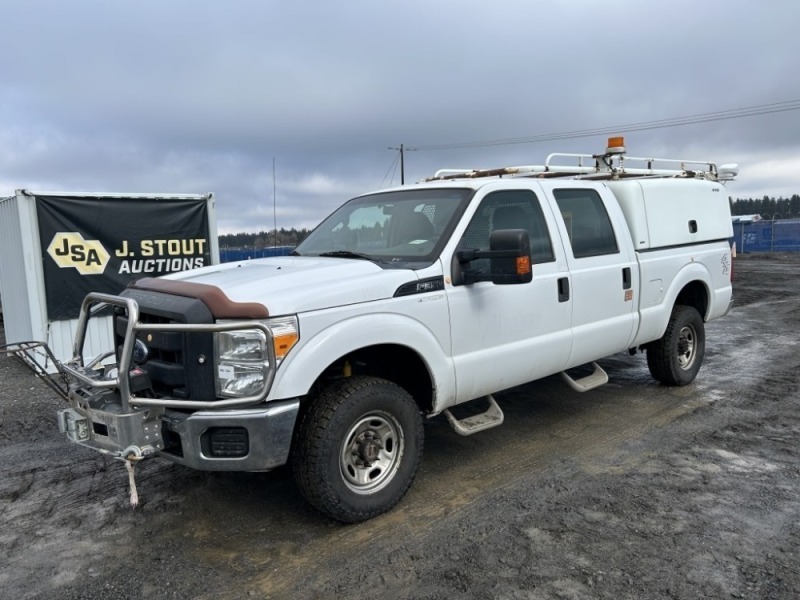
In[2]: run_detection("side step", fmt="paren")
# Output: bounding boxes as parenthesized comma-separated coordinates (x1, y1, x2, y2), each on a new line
(560, 362, 608, 392)
(443, 395, 504, 436)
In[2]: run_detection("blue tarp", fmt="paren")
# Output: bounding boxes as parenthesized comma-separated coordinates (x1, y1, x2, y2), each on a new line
(220, 246, 294, 262)
(731, 220, 800, 253)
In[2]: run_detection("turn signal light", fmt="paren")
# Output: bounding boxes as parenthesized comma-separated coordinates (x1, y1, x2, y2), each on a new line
(516, 255, 531, 275)
(274, 331, 298, 358)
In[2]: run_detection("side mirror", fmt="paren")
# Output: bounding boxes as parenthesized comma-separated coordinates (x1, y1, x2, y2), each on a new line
(488, 229, 532, 285)
(452, 229, 532, 285)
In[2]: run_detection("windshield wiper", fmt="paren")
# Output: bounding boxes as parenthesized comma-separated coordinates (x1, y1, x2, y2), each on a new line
(318, 250, 381, 262)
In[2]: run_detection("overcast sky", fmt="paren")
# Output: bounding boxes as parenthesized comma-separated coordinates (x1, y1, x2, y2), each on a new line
(2, 0, 799, 233)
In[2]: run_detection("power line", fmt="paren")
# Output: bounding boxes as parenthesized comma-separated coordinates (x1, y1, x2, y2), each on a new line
(379, 150, 401, 188)
(412, 99, 800, 151)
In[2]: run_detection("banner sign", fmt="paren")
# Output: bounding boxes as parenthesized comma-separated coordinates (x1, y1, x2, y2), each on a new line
(36, 194, 212, 320)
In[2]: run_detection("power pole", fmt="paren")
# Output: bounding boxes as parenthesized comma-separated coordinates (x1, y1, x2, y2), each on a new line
(399, 143, 405, 184)
(388, 144, 416, 184)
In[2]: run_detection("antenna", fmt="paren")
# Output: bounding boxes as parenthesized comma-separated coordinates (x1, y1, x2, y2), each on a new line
(272, 157, 278, 248)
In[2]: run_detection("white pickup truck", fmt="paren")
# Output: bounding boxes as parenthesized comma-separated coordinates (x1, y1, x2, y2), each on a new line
(57, 139, 736, 522)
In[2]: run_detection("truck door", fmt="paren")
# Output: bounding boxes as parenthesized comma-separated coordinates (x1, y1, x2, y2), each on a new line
(546, 184, 638, 367)
(445, 187, 573, 405)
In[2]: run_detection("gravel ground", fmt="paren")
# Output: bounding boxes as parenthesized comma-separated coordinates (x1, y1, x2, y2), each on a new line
(1, 252, 799, 599)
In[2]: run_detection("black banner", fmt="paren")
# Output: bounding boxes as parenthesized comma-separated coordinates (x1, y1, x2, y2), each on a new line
(36, 194, 212, 320)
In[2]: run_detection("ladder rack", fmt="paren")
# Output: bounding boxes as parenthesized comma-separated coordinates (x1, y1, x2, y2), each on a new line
(424, 138, 738, 183)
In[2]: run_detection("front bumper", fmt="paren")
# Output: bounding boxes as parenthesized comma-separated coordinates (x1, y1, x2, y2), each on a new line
(161, 399, 299, 471)
(57, 397, 300, 471)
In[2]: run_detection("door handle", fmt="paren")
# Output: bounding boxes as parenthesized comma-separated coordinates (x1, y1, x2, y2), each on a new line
(622, 267, 632, 290)
(558, 277, 570, 302)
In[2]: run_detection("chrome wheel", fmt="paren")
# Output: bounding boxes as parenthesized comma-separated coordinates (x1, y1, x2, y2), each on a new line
(677, 323, 697, 370)
(340, 411, 404, 494)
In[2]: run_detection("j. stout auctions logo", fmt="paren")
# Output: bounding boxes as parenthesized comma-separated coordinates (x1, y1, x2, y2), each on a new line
(47, 232, 110, 275)
(46, 233, 208, 276)
(115, 238, 208, 274)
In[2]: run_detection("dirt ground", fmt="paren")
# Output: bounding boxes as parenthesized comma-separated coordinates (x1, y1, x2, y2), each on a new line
(1, 253, 799, 600)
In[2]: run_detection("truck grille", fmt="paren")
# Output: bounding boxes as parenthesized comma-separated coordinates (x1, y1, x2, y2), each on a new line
(116, 288, 218, 402)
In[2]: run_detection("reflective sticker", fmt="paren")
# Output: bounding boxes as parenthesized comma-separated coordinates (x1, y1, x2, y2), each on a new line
(218, 364, 235, 381)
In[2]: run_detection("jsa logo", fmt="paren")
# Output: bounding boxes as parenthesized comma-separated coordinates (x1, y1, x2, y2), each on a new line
(47, 232, 110, 275)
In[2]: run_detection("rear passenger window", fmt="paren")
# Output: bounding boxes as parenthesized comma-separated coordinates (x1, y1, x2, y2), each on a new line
(458, 190, 555, 275)
(553, 189, 619, 258)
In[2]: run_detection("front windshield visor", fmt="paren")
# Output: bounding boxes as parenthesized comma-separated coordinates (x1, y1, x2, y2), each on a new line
(296, 188, 472, 265)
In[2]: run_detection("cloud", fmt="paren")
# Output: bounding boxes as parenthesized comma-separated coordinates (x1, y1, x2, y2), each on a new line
(727, 154, 800, 201)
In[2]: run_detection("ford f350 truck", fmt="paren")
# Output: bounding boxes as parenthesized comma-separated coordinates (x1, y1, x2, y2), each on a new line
(56, 138, 736, 522)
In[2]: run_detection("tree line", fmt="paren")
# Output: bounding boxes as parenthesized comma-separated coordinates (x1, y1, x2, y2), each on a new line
(730, 195, 800, 219)
(219, 228, 311, 249)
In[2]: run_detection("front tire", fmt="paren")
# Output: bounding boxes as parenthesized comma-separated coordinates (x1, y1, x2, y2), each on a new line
(646, 305, 705, 386)
(292, 376, 424, 523)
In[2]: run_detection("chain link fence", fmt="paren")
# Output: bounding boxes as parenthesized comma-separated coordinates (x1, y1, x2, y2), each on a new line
(731, 219, 800, 253)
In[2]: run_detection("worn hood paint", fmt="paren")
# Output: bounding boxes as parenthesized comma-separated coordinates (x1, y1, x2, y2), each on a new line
(163, 256, 417, 316)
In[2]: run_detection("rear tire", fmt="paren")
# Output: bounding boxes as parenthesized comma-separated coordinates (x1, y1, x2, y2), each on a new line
(292, 376, 424, 523)
(647, 305, 705, 386)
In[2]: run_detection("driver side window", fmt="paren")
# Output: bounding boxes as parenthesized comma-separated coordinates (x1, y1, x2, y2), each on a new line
(458, 190, 554, 274)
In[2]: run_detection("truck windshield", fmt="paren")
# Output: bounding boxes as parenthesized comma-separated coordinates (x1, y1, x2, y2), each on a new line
(295, 188, 472, 267)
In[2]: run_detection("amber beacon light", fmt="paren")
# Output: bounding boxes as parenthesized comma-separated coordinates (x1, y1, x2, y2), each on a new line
(606, 136, 626, 154)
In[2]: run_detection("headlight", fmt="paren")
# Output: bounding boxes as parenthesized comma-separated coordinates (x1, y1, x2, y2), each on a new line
(214, 316, 299, 398)
(218, 329, 268, 362)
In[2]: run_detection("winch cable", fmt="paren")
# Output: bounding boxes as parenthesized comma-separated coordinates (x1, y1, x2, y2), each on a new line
(125, 460, 139, 509)
(121, 446, 144, 509)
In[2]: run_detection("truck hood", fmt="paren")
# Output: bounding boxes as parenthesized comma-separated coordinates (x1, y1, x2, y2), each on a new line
(163, 256, 418, 316)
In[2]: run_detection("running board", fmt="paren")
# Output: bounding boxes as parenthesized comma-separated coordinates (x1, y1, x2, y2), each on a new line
(560, 362, 608, 392)
(443, 395, 504, 436)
